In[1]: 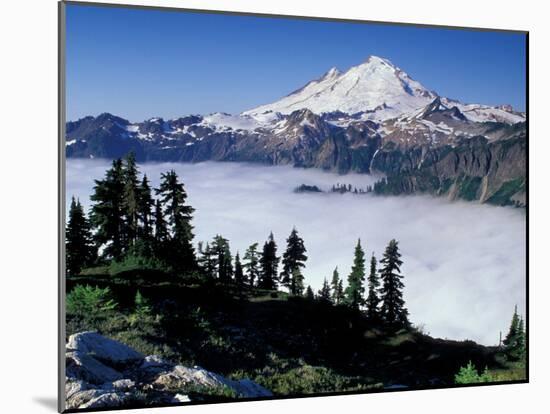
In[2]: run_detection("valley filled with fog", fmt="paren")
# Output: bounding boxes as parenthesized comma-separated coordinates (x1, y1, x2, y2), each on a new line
(67, 159, 526, 345)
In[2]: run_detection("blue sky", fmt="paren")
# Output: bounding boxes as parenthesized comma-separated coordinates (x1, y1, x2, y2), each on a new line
(66, 3, 526, 122)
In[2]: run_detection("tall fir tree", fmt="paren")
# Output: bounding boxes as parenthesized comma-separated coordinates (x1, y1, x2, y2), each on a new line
(365, 253, 381, 321)
(305, 285, 315, 300)
(318, 278, 332, 303)
(258, 232, 279, 290)
(211, 235, 233, 282)
(153, 199, 168, 246)
(503, 305, 526, 361)
(137, 174, 154, 241)
(280, 227, 308, 295)
(197, 241, 216, 278)
(243, 243, 261, 287)
(330, 267, 344, 305)
(90, 158, 125, 260)
(156, 170, 196, 270)
(503, 305, 519, 348)
(122, 152, 140, 249)
(337, 279, 344, 304)
(66, 197, 95, 275)
(344, 239, 366, 310)
(379, 239, 409, 328)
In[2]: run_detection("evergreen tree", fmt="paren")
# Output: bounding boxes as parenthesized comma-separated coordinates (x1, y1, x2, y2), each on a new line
(365, 253, 381, 321)
(90, 158, 125, 260)
(243, 243, 261, 287)
(122, 152, 140, 248)
(318, 278, 332, 303)
(66, 197, 95, 275)
(153, 199, 168, 246)
(344, 239, 366, 310)
(137, 174, 154, 241)
(337, 279, 344, 304)
(305, 285, 315, 300)
(156, 170, 196, 270)
(330, 267, 344, 305)
(211, 235, 233, 282)
(291, 267, 305, 296)
(258, 232, 279, 290)
(379, 239, 409, 328)
(280, 227, 308, 295)
(503, 306, 526, 361)
(197, 241, 216, 278)
(234, 252, 245, 287)
(503, 305, 519, 348)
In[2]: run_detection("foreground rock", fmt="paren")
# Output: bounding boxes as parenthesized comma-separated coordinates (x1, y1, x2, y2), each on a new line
(67, 331, 143, 365)
(65, 331, 272, 410)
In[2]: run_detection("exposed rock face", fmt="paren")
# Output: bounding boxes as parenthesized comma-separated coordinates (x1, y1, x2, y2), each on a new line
(64, 332, 272, 410)
(370, 136, 526, 206)
(65, 100, 525, 206)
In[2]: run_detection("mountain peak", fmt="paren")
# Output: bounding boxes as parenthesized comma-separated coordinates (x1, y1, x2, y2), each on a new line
(364, 55, 395, 66)
(349, 56, 400, 76)
(244, 56, 436, 120)
(323, 67, 341, 80)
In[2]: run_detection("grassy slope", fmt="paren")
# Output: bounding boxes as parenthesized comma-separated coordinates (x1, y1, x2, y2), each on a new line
(66, 268, 525, 397)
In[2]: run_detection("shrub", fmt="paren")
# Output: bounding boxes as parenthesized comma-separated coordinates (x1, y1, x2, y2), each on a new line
(66, 285, 117, 318)
(128, 290, 153, 327)
(454, 361, 494, 384)
(134, 290, 152, 316)
(252, 356, 380, 395)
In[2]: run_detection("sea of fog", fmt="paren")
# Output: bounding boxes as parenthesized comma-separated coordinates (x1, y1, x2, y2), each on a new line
(66, 159, 526, 345)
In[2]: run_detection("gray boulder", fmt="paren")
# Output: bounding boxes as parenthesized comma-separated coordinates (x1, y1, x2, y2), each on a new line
(65, 379, 103, 410)
(66, 351, 123, 384)
(67, 331, 143, 365)
(153, 365, 272, 398)
(111, 379, 136, 391)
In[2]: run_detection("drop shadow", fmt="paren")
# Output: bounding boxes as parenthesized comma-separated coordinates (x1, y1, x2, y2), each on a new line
(33, 397, 58, 412)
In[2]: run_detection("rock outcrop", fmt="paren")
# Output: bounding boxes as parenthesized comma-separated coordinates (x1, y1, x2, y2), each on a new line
(371, 135, 526, 206)
(64, 331, 272, 410)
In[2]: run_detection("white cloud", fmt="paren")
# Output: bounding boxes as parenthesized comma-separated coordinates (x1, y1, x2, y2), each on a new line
(66, 159, 526, 345)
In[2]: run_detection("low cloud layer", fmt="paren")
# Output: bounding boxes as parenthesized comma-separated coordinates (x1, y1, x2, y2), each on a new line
(67, 159, 526, 345)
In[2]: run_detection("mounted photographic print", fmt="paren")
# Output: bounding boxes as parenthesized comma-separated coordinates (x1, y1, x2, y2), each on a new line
(59, 1, 528, 412)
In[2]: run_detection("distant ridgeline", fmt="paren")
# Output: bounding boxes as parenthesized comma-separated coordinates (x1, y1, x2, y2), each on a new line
(66, 57, 526, 206)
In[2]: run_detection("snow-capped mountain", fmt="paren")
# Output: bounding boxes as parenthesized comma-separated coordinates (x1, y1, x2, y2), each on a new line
(243, 56, 524, 125)
(66, 56, 526, 206)
(244, 56, 437, 121)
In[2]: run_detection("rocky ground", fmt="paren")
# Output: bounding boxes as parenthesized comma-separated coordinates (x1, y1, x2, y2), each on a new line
(64, 331, 272, 410)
